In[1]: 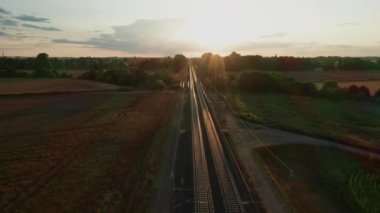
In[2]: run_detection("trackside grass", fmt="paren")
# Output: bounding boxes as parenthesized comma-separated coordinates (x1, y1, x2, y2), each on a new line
(228, 93, 380, 149)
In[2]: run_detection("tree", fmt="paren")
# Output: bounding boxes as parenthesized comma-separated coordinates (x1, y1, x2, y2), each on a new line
(224, 52, 242, 71)
(347, 85, 370, 100)
(375, 89, 380, 97)
(320, 81, 346, 99)
(152, 79, 165, 90)
(174, 54, 187, 72)
(359, 85, 371, 98)
(322, 81, 339, 90)
(34, 53, 52, 77)
(213, 76, 228, 92)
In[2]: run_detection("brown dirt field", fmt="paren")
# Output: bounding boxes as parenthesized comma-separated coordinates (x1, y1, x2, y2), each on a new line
(0, 91, 178, 212)
(315, 81, 380, 96)
(0, 78, 122, 95)
(338, 81, 380, 95)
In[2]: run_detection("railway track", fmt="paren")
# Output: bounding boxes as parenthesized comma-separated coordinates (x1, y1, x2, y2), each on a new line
(190, 65, 215, 212)
(188, 65, 258, 213)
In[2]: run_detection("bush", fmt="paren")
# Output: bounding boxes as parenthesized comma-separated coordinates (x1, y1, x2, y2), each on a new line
(154, 69, 173, 84)
(33, 68, 53, 77)
(237, 71, 305, 95)
(236, 71, 376, 101)
(238, 71, 277, 93)
(78, 67, 175, 90)
(213, 76, 229, 92)
(347, 85, 371, 100)
(151, 79, 165, 90)
(0, 67, 31, 78)
(322, 81, 339, 90)
(320, 87, 347, 99)
(59, 72, 73, 78)
(319, 81, 346, 99)
(78, 69, 137, 86)
(299, 82, 318, 96)
(375, 89, 380, 97)
(174, 54, 187, 72)
(359, 86, 370, 98)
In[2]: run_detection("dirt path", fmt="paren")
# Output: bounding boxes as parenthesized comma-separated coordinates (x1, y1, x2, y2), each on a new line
(230, 114, 380, 159)
(148, 90, 184, 213)
(226, 114, 292, 213)
(226, 111, 380, 213)
(207, 90, 380, 212)
(207, 92, 291, 212)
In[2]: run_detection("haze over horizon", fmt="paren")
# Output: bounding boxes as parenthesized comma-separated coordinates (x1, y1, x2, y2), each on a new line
(1, 0, 380, 57)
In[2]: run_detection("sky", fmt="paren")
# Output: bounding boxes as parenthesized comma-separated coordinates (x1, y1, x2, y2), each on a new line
(1, 0, 380, 57)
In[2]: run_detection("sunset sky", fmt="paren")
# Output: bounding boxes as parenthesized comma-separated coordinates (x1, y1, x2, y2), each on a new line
(1, 0, 380, 57)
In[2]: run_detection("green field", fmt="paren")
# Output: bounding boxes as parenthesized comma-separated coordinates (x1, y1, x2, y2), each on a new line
(228, 93, 380, 149)
(255, 144, 380, 212)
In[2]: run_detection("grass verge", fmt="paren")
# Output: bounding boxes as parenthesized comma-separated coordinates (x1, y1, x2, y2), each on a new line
(228, 92, 380, 150)
(255, 144, 380, 213)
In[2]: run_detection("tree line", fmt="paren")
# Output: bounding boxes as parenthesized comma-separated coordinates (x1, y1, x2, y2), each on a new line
(237, 71, 380, 101)
(77, 54, 186, 89)
(0, 53, 187, 78)
(196, 52, 380, 102)
(223, 52, 380, 72)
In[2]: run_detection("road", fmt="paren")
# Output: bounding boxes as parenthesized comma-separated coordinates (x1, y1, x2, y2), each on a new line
(173, 64, 260, 213)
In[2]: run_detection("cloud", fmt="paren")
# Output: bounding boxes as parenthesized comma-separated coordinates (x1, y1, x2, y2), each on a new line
(259, 32, 287, 39)
(22, 23, 61, 31)
(0, 31, 10, 37)
(0, 19, 18, 26)
(88, 30, 103, 33)
(231, 41, 380, 57)
(0, 7, 11, 15)
(53, 38, 86, 45)
(336, 22, 362, 27)
(15, 15, 49, 23)
(233, 41, 293, 51)
(49, 18, 380, 56)
(53, 18, 200, 54)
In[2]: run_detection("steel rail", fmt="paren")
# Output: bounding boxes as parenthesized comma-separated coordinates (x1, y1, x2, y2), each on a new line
(191, 66, 245, 212)
(189, 66, 214, 213)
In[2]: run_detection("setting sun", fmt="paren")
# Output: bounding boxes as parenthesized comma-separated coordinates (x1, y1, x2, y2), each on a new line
(1, 0, 380, 56)
(1, 1, 380, 213)
(180, 19, 251, 52)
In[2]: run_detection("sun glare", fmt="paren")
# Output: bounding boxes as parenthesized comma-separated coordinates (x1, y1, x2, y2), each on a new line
(176, 13, 256, 52)
(184, 20, 238, 50)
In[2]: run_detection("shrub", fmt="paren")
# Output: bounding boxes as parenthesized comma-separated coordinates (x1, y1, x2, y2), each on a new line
(320, 87, 347, 99)
(151, 79, 165, 90)
(318, 81, 345, 99)
(299, 82, 318, 96)
(33, 68, 53, 77)
(237, 71, 304, 95)
(59, 72, 73, 78)
(359, 86, 371, 98)
(238, 71, 279, 93)
(347, 85, 371, 100)
(375, 89, 380, 97)
(322, 81, 339, 90)
(213, 76, 229, 92)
